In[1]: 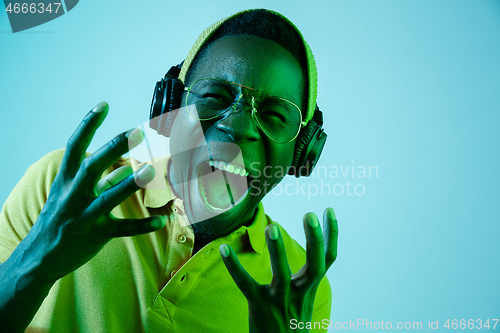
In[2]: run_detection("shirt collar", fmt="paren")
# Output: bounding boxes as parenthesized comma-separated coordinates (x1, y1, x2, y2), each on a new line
(242, 202, 268, 255)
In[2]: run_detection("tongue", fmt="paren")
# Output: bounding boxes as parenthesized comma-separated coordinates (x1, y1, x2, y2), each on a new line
(199, 167, 250, 210)
(200, 170, 234, 209)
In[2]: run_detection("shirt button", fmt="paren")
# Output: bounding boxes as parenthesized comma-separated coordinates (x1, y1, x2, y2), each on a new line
(170, 270, 177, 278)
(177, 234, 187, 243)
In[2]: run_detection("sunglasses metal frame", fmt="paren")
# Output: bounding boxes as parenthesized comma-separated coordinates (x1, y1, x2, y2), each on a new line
(184, 78, 306, 144)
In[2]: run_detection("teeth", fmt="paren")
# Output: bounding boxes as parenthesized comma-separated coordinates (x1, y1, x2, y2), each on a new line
(207, 160, 249, 177)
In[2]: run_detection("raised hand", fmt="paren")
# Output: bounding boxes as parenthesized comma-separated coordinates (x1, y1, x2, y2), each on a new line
(26, 101, 166, 282)
(220, 208, 338, 333)
(0, 102, 166, 332)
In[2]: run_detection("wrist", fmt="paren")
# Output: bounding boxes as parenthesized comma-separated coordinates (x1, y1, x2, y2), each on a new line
(7, 225, 59, 288)
(0, 227, 57, 333)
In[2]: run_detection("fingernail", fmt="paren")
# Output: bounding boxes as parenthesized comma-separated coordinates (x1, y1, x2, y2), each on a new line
(328, 208, 339, 232)
(95, 178, 112, 195)
(92, 101, 108, 113)
(220, 244, 230, 257)
(328, 208, 337, 221)
(308, 214, 319, 228)
(137, 165, 156, 181)
(268, 224, 279, 240)
(150, 216, 165, 229)
(125, 127, 144, 148)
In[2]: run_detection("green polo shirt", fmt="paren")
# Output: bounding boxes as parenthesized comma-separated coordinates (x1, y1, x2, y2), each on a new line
(0, 149, 331, 332)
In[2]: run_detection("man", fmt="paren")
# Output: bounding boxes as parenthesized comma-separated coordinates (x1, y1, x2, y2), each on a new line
(0, 9, 338, 332)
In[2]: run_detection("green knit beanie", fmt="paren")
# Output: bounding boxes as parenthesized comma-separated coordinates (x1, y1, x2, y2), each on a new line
(178, 9, 318, 125)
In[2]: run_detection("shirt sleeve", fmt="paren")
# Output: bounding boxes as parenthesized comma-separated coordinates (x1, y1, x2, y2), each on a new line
(0, 149, 65, 263)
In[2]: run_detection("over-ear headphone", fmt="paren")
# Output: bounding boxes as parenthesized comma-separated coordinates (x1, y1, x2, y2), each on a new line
(149, 62, 327, 177)
(149, 62, 184, 137)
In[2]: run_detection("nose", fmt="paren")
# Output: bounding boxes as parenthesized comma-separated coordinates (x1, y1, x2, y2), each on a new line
(216, 102, 260, 141)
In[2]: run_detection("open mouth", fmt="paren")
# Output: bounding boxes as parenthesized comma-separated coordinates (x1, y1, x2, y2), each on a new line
(197, 159, 251, 211)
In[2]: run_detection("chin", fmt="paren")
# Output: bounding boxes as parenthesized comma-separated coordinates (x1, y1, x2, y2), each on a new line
(170, 140, 278, 236)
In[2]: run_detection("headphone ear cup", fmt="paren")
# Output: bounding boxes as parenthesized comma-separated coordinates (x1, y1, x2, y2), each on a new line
(149, 80, 166, 131)
(289, 120, 327, 177)
(290, 122, 315, 176)
(149, 77, 184, 137)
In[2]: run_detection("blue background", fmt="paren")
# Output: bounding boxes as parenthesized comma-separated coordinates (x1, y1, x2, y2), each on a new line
(1, 0, 499, 331)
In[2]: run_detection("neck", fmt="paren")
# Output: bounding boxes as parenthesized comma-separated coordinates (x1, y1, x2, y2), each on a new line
(191, 210, 256, 255)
